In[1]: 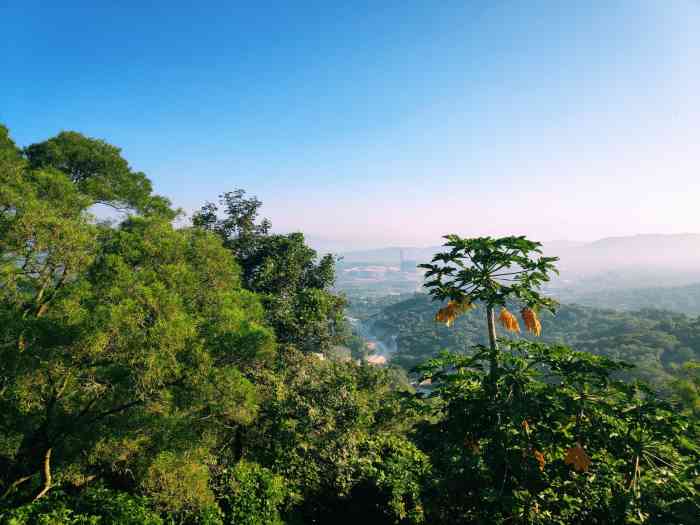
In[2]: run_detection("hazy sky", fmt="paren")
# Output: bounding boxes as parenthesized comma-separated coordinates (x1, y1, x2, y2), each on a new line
(2, 1, 699, 250)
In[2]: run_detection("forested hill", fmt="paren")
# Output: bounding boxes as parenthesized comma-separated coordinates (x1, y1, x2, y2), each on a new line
(369, 293, 700, 384)
(557, 282, 700, 316)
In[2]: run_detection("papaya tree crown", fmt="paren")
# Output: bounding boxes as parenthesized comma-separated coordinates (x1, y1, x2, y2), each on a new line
(420, 234, 559, 312)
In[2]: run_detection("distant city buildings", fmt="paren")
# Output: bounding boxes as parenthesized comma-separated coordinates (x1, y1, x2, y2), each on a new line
(335, 251, 427, 297)
(342, 265, 401, 279)
(365, 354, 387, 365)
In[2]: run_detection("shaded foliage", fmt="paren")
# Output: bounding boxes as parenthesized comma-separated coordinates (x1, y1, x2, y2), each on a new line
(0, 486, 163, 525)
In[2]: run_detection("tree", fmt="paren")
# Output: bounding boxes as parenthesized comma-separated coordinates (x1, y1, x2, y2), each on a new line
(0, 125, 22, 163)
(193, 190, 346, 353)
(414, 342, 700, 524)
(420, 235, 558, 386)
(193, 189, 271, 262)
(242, 349, 427, 524)
(0, 486, 164, 525)
(24, 131, 174, 217)
(414, 235, 699, 522)
(212, 460, 287, 525)
(0, 126, 275, 507)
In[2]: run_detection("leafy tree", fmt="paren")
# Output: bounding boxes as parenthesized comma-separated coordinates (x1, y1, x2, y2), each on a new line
(414, 342, 700, 524)
(416, 235, 698, 523)
(0, 486, 164, 525)
(0, 125, 22, 163)
(24, 131, 174, 217)
(193, 189, 271, 261)
(0, 127, 274, 508)
(420, 235, 558, 386)
(244, 349, 428, 524)
(193, 190, 345, 353)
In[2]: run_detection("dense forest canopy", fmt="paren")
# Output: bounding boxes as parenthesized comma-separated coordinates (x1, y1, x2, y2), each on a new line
(365, 295, 700, 385)
(1, 125, 698, 524)
(557, 283, 700, 316)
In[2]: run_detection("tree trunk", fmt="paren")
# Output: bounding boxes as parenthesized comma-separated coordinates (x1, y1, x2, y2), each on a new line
(486, 305, 499, 388)
(33, 448, 52, 501)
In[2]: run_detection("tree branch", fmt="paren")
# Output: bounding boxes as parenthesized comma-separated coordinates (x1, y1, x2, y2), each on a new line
(32, 448, 52, 501)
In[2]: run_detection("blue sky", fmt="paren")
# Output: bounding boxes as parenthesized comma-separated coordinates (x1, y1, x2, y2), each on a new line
(2, 1, 699, 249)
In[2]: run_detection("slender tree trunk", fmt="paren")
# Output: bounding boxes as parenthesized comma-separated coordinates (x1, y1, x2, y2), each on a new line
(33, 448, 52, 501)
(486, 305, 498, 385)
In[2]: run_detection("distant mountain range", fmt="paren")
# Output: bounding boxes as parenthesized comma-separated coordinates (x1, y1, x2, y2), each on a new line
(543, 233, 700, 270)
(558, 282, 700, 316)
(336, 234, 700, 290)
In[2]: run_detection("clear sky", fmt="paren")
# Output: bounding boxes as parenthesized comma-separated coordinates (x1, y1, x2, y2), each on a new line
(2, 1, 699, 250)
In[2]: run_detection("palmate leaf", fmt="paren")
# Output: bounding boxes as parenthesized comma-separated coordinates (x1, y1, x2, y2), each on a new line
(423, 235, 559, 330)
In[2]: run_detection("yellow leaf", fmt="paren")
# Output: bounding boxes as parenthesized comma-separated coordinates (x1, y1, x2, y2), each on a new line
(521, 307, 542, 336)
(464, 437, 480, 454)
(435, 299, 472, 327)
(499, 307, 520, 333)
(533, 449, 545, 471)
(564, 443, 592, 472)
(521, 419, 530, 434)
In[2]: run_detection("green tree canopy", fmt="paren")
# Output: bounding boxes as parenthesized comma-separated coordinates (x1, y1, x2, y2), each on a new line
(193, 190, 345, 353)
(0, 127, 274, 508)
(414, 341, 700, 524)
(245, 349, 428, 524)
(24, 131, 174, 217)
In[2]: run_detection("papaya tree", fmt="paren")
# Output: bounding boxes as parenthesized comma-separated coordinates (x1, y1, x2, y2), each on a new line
(420, 235, 558, 385)
(416, 236, 699, 523)
(414, 341, 700, 524)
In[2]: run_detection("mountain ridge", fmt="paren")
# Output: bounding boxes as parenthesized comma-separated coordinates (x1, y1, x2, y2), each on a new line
(337, 233, 700, 265)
